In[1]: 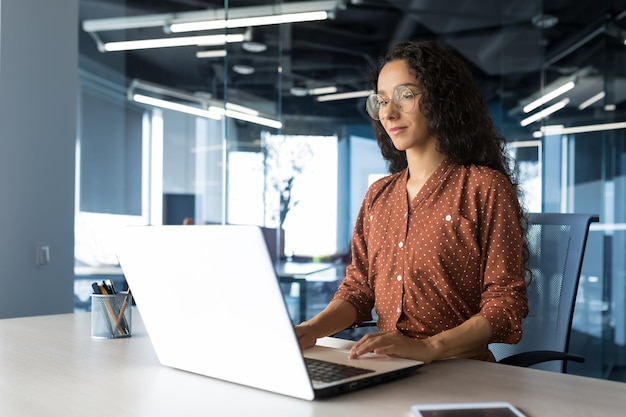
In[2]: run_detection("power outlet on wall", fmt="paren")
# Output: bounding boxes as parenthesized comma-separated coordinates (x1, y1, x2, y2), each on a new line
(36, 244, 50, 267)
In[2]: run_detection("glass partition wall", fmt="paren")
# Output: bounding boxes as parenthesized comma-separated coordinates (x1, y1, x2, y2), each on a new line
(498, 0, 626, 380)
(77, 0, 626, 381)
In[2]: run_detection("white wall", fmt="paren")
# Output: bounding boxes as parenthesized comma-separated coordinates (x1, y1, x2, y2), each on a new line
(0, 0, 78, 317)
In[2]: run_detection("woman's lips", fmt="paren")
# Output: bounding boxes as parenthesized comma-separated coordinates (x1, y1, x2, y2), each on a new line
(387, 126, 406, 135)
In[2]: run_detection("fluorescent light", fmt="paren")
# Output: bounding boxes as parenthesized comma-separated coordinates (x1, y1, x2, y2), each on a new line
(209, 106, 282, 129)
(196, 50, 227, 58)
(535, 122, 626, 136)
(103, 33, 245, 52)
(520, 98, 569, 126)
(578, 91, 605, 110)
(83, 1, 340, 52)
(170, 11, 328, 32)
(308, 86, 337, 95)
(523, 81, 575, 113)
(316, 90, 374, 102)
(132, 94, 222, 120)
(225, 102, 259, 116)
(130, 79, 281, 129)
(290, 85, 337, 96)
(83, 1, 340, 33)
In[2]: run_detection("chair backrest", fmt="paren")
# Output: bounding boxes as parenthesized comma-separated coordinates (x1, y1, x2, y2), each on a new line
(490, 212, 599, 373)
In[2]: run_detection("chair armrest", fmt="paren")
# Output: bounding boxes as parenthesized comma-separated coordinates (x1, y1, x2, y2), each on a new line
(498, 350, 585, 367)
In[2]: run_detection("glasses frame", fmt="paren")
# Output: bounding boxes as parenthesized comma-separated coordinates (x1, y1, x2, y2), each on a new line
(366, 83, 423, 120)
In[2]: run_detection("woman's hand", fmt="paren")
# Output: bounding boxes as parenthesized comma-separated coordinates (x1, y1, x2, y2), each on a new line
(349, 331, 438, 363)
(293, 299, 359, 350)
(294, 323, 321, 349)
(349, 316, 494, 363)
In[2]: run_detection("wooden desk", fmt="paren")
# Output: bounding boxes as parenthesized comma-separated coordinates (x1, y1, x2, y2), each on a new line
(1, 312, 625, 417)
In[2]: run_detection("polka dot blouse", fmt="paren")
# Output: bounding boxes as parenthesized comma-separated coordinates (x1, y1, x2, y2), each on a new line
(333, 159, 529, 345)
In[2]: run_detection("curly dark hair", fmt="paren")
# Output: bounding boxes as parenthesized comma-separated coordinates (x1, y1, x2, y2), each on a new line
(371, 40, 515, 182)
(370, 40, 531, 281)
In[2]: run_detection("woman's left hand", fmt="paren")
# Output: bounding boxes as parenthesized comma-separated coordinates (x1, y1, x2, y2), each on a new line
(349, 331, 437, 363)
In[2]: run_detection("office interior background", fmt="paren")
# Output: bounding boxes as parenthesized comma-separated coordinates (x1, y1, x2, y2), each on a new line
(0, 0, 624, 382)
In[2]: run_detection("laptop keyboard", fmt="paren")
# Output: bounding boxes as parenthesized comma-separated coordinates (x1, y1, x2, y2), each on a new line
(305, 358, 374, 383)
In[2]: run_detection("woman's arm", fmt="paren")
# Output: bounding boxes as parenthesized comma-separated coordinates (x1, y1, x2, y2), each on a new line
(349, 315, 493, 363)
(294, 299, 358, 349)
(475, 171, 528, 344)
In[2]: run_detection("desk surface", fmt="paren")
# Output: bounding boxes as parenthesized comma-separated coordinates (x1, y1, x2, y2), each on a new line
(1, 312, 625, 417)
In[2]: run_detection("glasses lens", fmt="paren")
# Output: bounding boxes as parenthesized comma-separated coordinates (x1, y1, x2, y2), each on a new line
(393, 85, 416, 113)
(366, 86, 419, 120)
(366, 94, 382, 120)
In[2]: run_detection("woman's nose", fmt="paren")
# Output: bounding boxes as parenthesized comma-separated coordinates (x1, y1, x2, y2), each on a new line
(379, 102, 399, 120)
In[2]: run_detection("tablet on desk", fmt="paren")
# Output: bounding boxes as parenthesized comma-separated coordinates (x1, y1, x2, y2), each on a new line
(411, 402, 527, 417)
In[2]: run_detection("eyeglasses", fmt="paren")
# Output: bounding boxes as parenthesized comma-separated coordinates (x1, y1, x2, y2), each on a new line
(365, 84, 423, 120)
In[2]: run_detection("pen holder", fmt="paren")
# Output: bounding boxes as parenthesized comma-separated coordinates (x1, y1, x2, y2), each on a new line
(91, 292, 132, 339)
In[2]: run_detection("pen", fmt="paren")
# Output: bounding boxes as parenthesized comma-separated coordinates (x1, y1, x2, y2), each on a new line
(113, 289, 132, 336)
(92, 282, 115, 336)
(94, 282, 124, 337)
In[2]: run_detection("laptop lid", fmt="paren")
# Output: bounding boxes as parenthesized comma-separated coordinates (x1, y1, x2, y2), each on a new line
(115, 224, 422, 400)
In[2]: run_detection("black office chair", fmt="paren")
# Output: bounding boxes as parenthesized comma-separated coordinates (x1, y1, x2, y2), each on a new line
(490, 212, 599, 373)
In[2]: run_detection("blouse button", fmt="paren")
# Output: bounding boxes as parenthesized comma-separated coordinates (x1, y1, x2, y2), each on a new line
(398, 241, 404, 248)
(370, 215, 374, 221)
(396, 275, 402, 281)
(445, 214, 452, 221)
(397, 307, 402, 314)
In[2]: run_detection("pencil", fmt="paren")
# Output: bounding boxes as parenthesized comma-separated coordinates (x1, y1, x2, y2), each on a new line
(113, 290, 132, 336)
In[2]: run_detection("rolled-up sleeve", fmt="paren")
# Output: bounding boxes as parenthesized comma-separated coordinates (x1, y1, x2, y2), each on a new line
(475, 173, 529, 344)
(332, 194, 376, 325)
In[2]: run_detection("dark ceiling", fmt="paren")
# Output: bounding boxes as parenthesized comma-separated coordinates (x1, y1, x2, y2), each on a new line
(79, 0, 626, 138)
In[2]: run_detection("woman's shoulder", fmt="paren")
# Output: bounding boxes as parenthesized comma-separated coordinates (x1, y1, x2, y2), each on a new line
(362, 170, 404, 203)
(366, 170, 403, 191)
(452, 162, 510, 185)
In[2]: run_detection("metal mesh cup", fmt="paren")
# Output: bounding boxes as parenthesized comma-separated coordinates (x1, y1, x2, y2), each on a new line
(90, 292, 132, 339)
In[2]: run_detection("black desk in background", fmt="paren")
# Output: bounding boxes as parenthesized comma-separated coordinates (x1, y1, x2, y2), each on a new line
(275, 261, 344, 323)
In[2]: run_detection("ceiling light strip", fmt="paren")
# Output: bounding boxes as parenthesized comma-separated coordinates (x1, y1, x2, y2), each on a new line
(130, 80, 282, 129)
(225, 102, 260, 116)
(227, 110, 282, 129)
(522, 81, 575, 113)
(83, 1, 340, 32)
(536, 122, 626, 136)
(103, 33, 245, 52)
(209, 106, 282, 129)
(578, 91, 605, 110)
(520, 98, 569, 127)
(170, 11, 328, 32)
(132, 94, 222, 120)
(316, 90, 373, 102)
(196, 50, 227, 58)
(308, 86, 338, 95)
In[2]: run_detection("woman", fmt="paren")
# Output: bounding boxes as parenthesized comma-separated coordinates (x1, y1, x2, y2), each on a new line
(295, 40, 529, 364)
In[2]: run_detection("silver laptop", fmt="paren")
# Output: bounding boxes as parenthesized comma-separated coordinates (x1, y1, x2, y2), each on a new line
(114, 224, 422, 400)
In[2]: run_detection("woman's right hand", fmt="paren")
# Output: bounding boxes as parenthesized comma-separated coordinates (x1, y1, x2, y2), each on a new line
(293, 299, 358, 350)
(294, 322, 320, 349)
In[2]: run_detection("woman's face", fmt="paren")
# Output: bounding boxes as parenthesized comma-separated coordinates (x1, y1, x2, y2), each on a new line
(376, 59, 435, 152)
